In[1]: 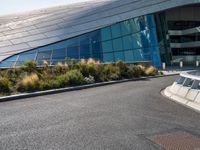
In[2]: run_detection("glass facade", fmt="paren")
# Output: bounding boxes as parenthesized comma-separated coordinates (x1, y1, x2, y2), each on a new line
(0, 14, 161, 68)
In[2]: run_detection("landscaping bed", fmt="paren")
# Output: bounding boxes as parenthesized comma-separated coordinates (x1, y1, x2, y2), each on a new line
(0, 59, 162, 96)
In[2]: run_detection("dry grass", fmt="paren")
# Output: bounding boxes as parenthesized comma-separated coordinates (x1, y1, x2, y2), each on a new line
(21, 73, 39, 86)
(145, 66, 158, 76)
(80, 59, 87, 65)
(87, 58, 101, 65)
(87, 58, 96, 65)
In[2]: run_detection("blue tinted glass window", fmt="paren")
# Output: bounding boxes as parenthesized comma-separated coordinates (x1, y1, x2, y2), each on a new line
(103, 53, 114, 62)
(52, 41, 68, 49)
(143, 54, 151, 61)
(151, 47, 161, 68)
(0, 55, 18, 68)
(93, 53, 102, 61)
(67, 47, 79, 59)
(52, 48, 66, 60)
(111, 23, 121, 38)
(130, 18, 140, 33)
(101, 27, 111, 41)
(36, 50, 52, 65)
(141, 30, 151, 48)
(143, 48, 151, 55)
(80, 34, 90, 45)
(124, 50, 134, 62)
(0, 61, 14, 68)
(113, 38, 123, 51)
(139, 16, 148, 31)
(147, 15, 155, 28)
(80, 44, 90, 59)
(18, 50, 36, 61)
(123, 35, 133, 50)
(149, 28, 158, 46)
(92, 42, 102, 54)
(38, 46, 52, 52)
(132, 33, 142, 49)
(102, 41, 113, 52)
(90, 30, 101, 43)
(121, 20, 132, 35)
(68, 37, 79, 47)
(114, 51, 124, 61)
(133, 49, 144, 61)
(4, 55, 18, 61)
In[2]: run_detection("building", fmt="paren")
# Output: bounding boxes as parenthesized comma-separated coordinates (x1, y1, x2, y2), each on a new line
(0, 0, 200, 68)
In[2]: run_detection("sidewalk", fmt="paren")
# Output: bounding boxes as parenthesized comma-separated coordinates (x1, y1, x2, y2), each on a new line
(160, 66, 198, 75)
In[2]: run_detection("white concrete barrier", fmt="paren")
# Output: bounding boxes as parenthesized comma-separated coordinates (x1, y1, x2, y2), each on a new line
(163, 70, 200, 112)
(176, 87, 190, 97)
(186, 89, 199, 101)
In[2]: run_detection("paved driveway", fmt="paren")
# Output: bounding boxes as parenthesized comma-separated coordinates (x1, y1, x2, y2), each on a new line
(1, 76, 200, 150)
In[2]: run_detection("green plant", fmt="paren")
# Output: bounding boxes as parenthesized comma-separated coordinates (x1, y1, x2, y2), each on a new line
(52, 63, 69, 75)
(103, 64, 121, 81)
(0, 77, 11, 93)
(84, 75, 95, 84)
(116, 61, 129, 78)
(22, 61, 37, 73)
(127, 65, 145, 78)
(39, 80, 60, 90)
(65, 70, 84, 86)
(56, 70, 84, 87)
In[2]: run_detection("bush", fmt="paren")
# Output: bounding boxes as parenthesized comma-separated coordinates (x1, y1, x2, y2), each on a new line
(17, 73, 40, 92)
(39, 80, 60, 90)
(56, 70, 84, 87)
(116, 61, 129, 78)
(103, 64, 121, 81)
(127, 65, 145, 78)
(0, 77, 11, 93)
(145, 66, 158, 76)
(22, 61, 37, 73)
(53, 63, 69, 75)
(84, 75, 95, 84)
(65, 70, 84, 86)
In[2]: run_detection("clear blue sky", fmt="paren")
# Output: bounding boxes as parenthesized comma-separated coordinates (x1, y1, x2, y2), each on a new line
(0, 0, 93, 16)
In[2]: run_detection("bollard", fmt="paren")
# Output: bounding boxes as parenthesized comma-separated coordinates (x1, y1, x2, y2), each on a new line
(162, 62, 166, 70)
(180, 61, 183, 68)
(196, 61, 199, 67)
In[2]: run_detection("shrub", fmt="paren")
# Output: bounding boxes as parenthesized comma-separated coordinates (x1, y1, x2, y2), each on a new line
(84, 75, 95, 84)
(53, 63, 69, 75)
(145, 66, 158, 76)
(17, 73, 40, 92)
(127, 65, 145, 78)
(56, 70, 84, 86)
(39, 80, 60, 90)
(103, 64, 121, 81)
(116, 61, 129, 78)
(1, 68, 22, 83)
(65, 70, 84, 86)
(0, 77, 11, 93)
(22, 61, 37, 73)
(138, 65, 146, 76)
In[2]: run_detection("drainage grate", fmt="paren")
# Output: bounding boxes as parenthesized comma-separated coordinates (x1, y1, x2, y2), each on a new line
(151, 131, 200, 150)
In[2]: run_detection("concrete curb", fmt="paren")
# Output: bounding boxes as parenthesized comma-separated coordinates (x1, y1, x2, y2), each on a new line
(161, 86, 200, 113)
(0, 75, 174, 102)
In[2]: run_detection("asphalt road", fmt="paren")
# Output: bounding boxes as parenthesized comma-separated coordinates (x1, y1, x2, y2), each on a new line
(1, 76, 200, 150)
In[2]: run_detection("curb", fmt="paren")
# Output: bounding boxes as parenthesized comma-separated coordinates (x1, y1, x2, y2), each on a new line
(161, 87, 200, 113)
(0, 75, 175, 102)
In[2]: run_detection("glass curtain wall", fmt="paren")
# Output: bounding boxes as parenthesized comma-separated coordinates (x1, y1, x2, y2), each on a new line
(0, 14, 161, 68)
